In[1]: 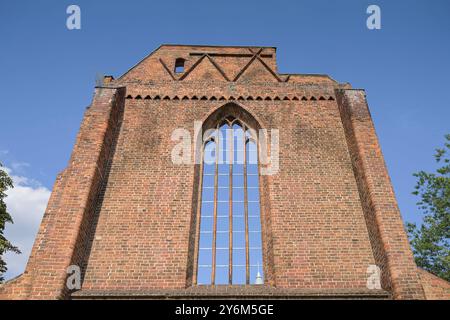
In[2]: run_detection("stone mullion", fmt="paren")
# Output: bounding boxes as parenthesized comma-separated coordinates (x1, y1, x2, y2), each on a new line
(228, 125, 233, 285)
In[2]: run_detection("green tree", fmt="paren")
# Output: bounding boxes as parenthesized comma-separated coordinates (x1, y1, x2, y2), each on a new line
(407, 134, 450, 281)
(0, 163, 20, 283)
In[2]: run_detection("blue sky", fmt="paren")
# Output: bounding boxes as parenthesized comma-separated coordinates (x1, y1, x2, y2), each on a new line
(0, 0, 449, 280)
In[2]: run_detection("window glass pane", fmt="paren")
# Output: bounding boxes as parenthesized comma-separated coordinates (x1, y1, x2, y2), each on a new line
(247, 164, 258, 175)
(219, 124, 230, 165)
(217, 216, 229, 233)
(232, 226, 245, 246)
(233, 163, 244, 174)
(247, 174, 259, 187)
(234, 149, 245, 165)
(218, 175, 228, 187)
(204, 163, 215, 175)
(203, 174, 215, 187)
(216, 231, 229, 248)
(197, 266, 212, 285)
(249, 231, 262, 248)
(247, 188, 259, 202)
(233, 202, 244, 216)
(233, 124, 244, 164)
(248, 216, 261, 232)
(246, 141, 258, 165)
(232, 266, 246, 284)
(199, 232, 212, 248)
(202, 187, 214, 202)
(250, 248, 263, 263)
(217, 186, 229, 202)
(232, 174, 244, 187)
(232, 187, 244, 202)
(200, 216, 213, 232)
(198, 248, 212, 265)
(216, 248, 229, 265)
(233, 221, 246, 270)
(248, 201, 260, 215)
(218, 163, 230, 175)
(233, 123, 244, 142)
(232, 247, 246, 265)
(204, 141, 216, 166)
(215, 266, 229, 285)
(217, 202, 228, 216)
(201, 202, 214, 216)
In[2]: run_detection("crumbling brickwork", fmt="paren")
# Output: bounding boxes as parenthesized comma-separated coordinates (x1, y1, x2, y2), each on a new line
(1, 45, 447, 300)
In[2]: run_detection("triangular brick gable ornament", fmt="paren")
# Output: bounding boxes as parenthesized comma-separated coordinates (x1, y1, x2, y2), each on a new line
(120, 56, 176, 82)
(181, 55, 229, 81)
(117, 45, 282, 83)
(212, 55, 250, 81)
(235, 57, 281, 83)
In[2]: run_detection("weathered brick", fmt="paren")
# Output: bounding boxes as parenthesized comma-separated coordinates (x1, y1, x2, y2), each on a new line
(1, 45, 446, 300)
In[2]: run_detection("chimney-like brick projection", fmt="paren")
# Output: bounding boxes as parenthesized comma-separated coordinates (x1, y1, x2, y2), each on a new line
(1, 45, 447, 300)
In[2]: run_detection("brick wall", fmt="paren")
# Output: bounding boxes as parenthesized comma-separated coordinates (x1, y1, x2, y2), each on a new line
(335, 89, 425, 299)
(1, 45, 445, 299)
(1, 87, 125, 299)
(418, 269, 450, 300)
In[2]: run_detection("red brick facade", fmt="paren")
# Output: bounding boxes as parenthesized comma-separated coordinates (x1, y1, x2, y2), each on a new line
(418, 269, 450, 300)
(0, 45, 447, 299)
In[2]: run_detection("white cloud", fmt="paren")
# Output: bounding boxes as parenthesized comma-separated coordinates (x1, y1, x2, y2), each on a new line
(10, 162, 30, 174)
(2, 167, 50, 281)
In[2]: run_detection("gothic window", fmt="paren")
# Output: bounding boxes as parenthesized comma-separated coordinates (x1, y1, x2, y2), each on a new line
(196, 116, 264, 285)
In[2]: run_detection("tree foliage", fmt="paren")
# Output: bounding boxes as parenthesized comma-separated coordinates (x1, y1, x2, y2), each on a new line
(407, 134, 450, 281)
(0, 163, 20, 283)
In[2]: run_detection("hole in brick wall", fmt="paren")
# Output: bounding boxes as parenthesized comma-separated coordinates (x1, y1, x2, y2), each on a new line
(154, 95, 161, 100)
(328, 96, 335, 101)
(174, 58, 185, 73)
(246, 96, 254, 100)
(238, 96, 245, 101)
(319, 96, 326, 101)
(283, 96, 290, 101)
(229, 96, 235, 100)
(292, 96, 299, 101)
(265, 97, 272, 101)
(144, 95, 151, 100)
(200, 96, 208, 100)
(219, 96, 226, 101)
(301, 96, 308, 101)
(274, 96, 281, 101)
(256, 96, 263, 100)
(182, 96, 189, 100)
(210, 96, 217, 101)
(163, 96, 170, 100)
(135, 95, 142, 100)
(192, 96, 199, 100)
(126, 95, 133, 99)
(310, 96, 317, 101)
(173, 96, 180, 100)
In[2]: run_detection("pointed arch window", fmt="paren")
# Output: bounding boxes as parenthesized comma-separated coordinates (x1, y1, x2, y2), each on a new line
(196, 116, 264, 285)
